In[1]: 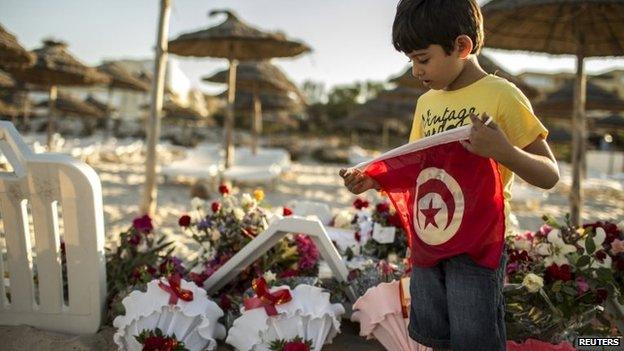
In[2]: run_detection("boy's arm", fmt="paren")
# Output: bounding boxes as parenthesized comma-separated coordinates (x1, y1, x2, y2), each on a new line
(460, 113, 559, 189)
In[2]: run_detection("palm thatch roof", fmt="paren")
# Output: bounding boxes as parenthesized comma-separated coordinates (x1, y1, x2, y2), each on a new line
(98, 61, 150, 92)
(36, 93, 104, 118)
(220, 90, 305, 113)
(0, 70, 15, 89)
(169, 10, 310, 60)
(203, 60, 301, 96)
(85, 95, 113, 114)
(7, 40, 110, 88)
(534, 80, 624, 116)
(595, 114, 624, 129)
(0, 24, 35, 69)
(390, 54, 539, 98)
(482, 0, 624, 56)
(0, 99, 18, 116)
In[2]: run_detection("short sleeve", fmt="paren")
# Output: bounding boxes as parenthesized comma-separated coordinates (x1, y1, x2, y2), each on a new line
(497, 85, 548, 149)
(409, 99, 424, 142)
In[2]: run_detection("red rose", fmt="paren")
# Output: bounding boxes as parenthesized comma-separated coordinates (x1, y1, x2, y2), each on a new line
(615, 256, 624, 271)
(279, 269, 299, 278)
(546, 264, 573, 282)
(284, 341, 310, 351)
(218, 184, 229, 195)
(219, 294, 232, 311)
(142, 336, 166, 350)
(353, 197, 369, 210)
(211, 201, 221, 213)
(132, 214, 153, 233)
(354, 231, 361, 243)
(283, 207, 293, 216)
(128, 233, 141, 246)
(595, 288, 609, 303)
(595, 250, 607, 262)
(178, 215, 191, 227)
(375, 202, 390, 214)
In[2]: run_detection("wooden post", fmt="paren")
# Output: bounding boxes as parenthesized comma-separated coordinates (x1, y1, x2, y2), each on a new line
(570, 47, 586, 227)
(224, 57, 238, 168)
(140, 0, 171, 216)
(46, 85, 57, 150)
(252, 84, 262, 155)
(382, 120, 389, 150)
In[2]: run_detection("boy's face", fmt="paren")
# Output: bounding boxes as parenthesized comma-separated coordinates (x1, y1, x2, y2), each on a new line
(407, 44, 464, 91)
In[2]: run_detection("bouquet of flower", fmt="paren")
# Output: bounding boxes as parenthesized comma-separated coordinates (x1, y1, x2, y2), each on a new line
(135, 328, 188, 351)
(105, 214, 176, 322)
(269, 337, 313, 351)
(504, 215, 623, 343)
(180, 185, 320, 311)
(332, 197, 408, 261)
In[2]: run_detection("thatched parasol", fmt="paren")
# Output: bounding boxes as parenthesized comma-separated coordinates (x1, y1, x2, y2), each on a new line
(98, 61, 150, 92)
(204, 60, 304, 153)
(7, 40, 110, 147)
(483, 0, 624, 225)
(535, 80, 624, 117)
(85, 94, 114, 114)
(0, 24, 35, 69)
(595, 114, 624, 129)
(0, 69, 16, 89)
(36, 93, 104, 118)
(169, 9, 310, 168)
(203, 60, 303, 155)
(0, 99, 18, 117)
(390, 53, 539, 99)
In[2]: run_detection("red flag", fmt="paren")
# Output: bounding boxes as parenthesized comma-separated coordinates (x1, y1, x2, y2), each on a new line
(361, 127, 505, 269)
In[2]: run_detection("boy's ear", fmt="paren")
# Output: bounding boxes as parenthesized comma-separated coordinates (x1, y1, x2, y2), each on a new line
(455, 35, 474, 59)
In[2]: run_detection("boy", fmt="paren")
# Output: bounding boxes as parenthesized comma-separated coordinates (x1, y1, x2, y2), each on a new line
(340, 0, 560, 350)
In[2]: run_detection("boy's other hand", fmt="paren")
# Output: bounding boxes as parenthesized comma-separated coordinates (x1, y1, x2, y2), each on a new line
(459, 112, 513, 162)
(339, 168, 380, 194)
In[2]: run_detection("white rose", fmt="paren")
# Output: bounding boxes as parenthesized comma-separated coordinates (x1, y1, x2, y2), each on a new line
(387, 253, 399, 264)
(333, 210, 353, 228)
(241, 193, 256, 209)
(522, 273, 544, 293)
(513, 237, 532, 252)
(535, 243, 552, 256)
(233, 208, 245, 221)
(191, 197, 205, 209)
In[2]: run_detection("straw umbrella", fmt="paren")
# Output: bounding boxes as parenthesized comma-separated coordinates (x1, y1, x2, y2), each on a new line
(482, 0, 624, 225)
(0, 24, 35, 69)
(36, 93, 104, 118)
(98, 61, 150, 135)
(390, 53, 539, 99)
(169, 9, 310, 168)
(535, 80, 624, 118)
(7, 40, 110, 147)
(203, 60, 302, 154)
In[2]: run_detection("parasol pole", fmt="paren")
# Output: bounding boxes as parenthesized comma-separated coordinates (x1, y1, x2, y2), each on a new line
(46, 85, 57, 149)
(140, 0, 171, 216)
(252, 83, 262, 155)
(570, 32, 586, 227)
(224, 51, 237, 169)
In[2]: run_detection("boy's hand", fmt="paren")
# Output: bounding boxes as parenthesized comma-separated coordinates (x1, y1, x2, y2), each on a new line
(459, 113, 513, 162)
(339, 168, 380, 194)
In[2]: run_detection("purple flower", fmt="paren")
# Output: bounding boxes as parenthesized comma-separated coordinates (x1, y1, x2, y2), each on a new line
(132, 214, 153, 233)
(575, 276, 589, 295)
(197, 218, 211, 230)
(295, 234, 319, 271)
(506, 261, 520, 275)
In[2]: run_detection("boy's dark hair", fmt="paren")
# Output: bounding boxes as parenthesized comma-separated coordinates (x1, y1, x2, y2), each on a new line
(392, 0, 484, 55)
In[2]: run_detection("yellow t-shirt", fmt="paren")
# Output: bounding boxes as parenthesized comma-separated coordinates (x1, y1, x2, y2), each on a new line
(408, 74, 548, 236)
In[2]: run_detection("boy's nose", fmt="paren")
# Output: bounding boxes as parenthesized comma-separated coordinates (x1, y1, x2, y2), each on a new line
(411, 67, 423, 79)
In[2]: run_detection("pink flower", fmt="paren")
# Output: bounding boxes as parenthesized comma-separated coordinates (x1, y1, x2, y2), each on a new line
(295, 235, 319, 271)
(610, 239, 624, 255)
(132, 214, 153, 233)
(537, 224, 552, 238)
(575, 276, 589, 295)
(506, 261, 520, 275)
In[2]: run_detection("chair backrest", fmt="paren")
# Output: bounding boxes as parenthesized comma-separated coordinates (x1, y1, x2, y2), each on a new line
(0, 122, 106, 334)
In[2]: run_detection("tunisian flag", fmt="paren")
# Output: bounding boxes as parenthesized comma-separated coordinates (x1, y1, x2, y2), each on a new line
(358, 126, 505, 269)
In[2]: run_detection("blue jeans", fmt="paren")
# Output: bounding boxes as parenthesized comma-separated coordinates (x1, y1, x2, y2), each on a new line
(408, 252, 507, 350)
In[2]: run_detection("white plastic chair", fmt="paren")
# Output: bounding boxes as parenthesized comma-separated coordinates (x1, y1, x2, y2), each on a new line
(0, 122, 106, 334)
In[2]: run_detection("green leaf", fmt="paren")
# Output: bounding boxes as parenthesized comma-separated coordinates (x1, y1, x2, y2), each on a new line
(551, 280, 562, 293)
(585, 235, 596, 255)
(596, 268, 613, 282)
(576, 255, 591, 267)
(561, 285, 578, 296)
